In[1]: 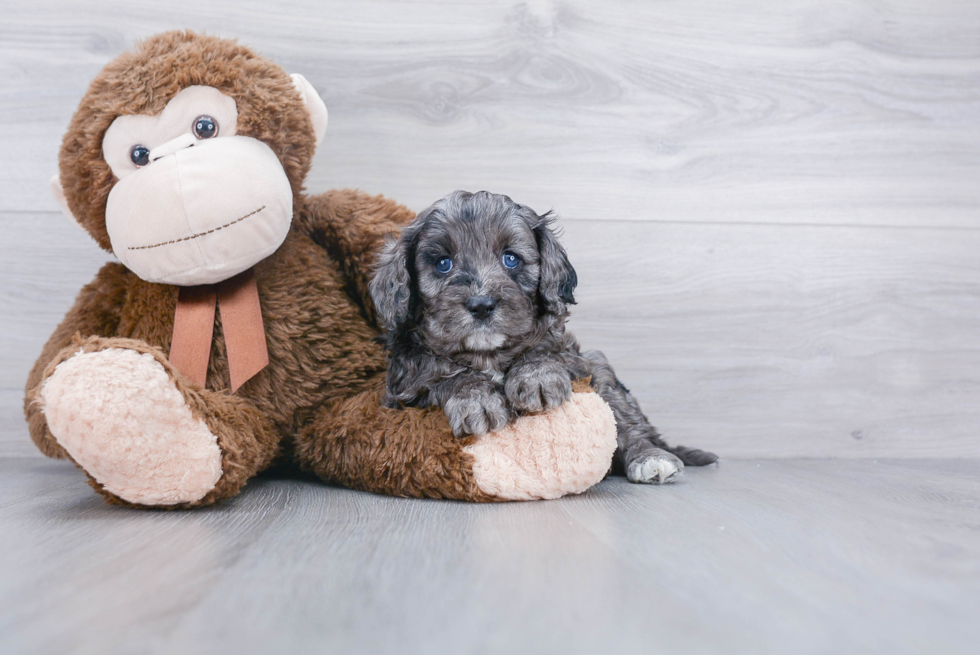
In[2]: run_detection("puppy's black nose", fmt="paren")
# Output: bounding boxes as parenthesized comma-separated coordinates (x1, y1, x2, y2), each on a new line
(465, 295, 498, 320)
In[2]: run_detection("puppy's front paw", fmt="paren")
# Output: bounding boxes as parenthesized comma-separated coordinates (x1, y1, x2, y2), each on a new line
(505, 360, 572, 413)
(444, 383, 509, 437)
(626, 449, 684, 484)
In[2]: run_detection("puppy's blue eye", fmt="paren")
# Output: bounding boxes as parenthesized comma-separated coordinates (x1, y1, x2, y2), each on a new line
(436, 257, 453, 273)
(502, 252, 520, 269)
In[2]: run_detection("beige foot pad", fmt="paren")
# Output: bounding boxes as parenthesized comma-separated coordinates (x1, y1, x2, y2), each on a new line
(464, 391, 617, 500)
(39, 348, 222, 506)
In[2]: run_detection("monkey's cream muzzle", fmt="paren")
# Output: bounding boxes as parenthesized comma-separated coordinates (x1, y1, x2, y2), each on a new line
(47, 81, 328, 390)
(105, 135, 293, 286)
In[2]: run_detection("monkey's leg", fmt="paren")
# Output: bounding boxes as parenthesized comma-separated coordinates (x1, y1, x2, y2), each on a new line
(295, 377, 617, 501)
(28, 336, 278, 508)
(582, 350, 718, 485)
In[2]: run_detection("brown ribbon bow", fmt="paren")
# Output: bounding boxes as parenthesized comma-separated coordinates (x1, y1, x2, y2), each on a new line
(169, 268, 269, 392)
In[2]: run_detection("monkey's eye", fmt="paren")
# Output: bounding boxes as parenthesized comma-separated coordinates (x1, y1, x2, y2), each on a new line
(129, 145, 150, 168)
(502, 252, 521, 269)
(435, 257, 453, 274)
(192, 115, 218, 139)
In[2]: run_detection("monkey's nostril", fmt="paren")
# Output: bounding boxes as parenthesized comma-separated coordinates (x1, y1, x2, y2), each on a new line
(465, 295, 498, 320)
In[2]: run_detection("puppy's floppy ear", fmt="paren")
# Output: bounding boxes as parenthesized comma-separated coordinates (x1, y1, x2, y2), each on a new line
(534, 211, 577, 315)
(370, 227, 416, 332)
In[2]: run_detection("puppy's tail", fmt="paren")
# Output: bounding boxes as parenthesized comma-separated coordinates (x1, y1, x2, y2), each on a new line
(664, 444, 719, 467)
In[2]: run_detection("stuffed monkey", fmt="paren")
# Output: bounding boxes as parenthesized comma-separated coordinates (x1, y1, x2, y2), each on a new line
(23, 31, 617, 508)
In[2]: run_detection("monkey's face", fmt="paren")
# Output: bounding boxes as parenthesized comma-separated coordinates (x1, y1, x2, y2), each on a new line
(100, 85, 293, 285)
(53, 32, 329, 285)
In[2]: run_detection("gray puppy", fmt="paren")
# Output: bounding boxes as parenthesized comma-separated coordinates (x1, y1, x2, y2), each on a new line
(370, 190, 717, 483)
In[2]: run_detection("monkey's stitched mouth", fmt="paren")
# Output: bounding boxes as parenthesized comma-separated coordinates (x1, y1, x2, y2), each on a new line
(127, 205, 266, 251)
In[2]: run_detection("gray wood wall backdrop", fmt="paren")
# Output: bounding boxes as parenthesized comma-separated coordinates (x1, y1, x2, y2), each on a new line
(1, 0, 978, 459)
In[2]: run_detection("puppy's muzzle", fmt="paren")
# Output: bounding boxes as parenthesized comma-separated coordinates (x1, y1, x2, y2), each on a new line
(465, 295, 498, 321)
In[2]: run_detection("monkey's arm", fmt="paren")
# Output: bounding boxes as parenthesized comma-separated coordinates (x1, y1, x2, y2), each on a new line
(296, 375, 616, 502)
(301, 189, 416, 325)
(24, 262, 131, 458)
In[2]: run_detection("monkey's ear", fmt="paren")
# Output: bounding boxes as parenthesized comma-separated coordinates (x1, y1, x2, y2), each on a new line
(370, 232, 415, 333)
(50, 175, 85, 231)
(290, 74, 328, 148)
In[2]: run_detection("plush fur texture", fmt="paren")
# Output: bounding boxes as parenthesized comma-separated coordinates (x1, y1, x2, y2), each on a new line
(464, 379, 618, 500)
(24, 32, 618, 507)
(57, 31, 317, 252)
(39, 345, 223, 505)
(371, 191, 718, 483)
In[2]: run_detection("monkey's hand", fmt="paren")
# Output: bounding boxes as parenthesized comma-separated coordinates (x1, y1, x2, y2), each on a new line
(440, 376, 510, 437)
(505, 356, 573, 414)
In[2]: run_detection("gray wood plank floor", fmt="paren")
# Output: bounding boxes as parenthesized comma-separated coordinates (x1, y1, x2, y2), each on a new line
(1, 458, 978, 655)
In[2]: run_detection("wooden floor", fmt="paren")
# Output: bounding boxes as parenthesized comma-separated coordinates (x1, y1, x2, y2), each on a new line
(0, 457, 977, 655)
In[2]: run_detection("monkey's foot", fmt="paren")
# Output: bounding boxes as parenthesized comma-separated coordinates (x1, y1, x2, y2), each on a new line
(39, 347, 222, 505)
(463, 390, 617, 500)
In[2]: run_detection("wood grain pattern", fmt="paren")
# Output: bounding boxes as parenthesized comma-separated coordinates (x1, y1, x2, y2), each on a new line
(1, 0, 978, 225)
(2, 1, 979, 459)
(563, 219, 980, 459)
(1, 458, 977, 654)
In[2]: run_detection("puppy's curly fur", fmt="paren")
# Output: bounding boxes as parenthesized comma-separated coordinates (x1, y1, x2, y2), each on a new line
(371, 190, 717, 483)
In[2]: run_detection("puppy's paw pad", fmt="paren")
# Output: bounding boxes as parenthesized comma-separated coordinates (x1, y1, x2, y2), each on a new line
(627, 453, 683, 485)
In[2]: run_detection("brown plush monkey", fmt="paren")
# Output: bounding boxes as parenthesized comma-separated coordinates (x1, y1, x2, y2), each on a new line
(23, 31, 617, 508)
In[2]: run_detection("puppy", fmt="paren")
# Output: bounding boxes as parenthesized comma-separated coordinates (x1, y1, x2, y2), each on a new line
(370, 190, 717, 483)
